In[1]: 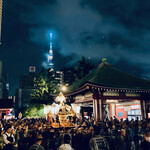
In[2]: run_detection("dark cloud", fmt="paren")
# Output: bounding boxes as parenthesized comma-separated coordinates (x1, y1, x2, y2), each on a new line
(0, 0, 150, 95)
(80, 0, 150, 29)
(111, 58, 146, 77)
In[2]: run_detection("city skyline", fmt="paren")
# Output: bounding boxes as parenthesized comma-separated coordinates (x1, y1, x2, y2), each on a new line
(0, 0, 150, 95)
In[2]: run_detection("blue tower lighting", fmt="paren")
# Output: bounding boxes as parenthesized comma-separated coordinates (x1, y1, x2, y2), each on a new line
(48, 33, 54, 70)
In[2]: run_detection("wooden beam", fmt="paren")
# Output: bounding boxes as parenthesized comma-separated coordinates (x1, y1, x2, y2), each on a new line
(102, 96, 142, 100)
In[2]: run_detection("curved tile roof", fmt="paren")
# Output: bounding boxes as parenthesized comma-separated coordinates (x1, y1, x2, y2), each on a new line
(67, 61, 150, 93)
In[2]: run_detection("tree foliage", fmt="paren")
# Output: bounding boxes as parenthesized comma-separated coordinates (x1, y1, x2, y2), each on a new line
(23, 104, 44, 117)
(47, 68, 57, 94)
(74, 56, 95, 81)
(30, 67, 56, 104)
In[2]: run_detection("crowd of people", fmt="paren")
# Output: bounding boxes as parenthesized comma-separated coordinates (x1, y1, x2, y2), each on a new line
(0, 116, 150, 150)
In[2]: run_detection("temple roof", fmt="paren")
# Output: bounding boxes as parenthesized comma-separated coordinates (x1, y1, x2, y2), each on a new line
(67, 59, 150, 93)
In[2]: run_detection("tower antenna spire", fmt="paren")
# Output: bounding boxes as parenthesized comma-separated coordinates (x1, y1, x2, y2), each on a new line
(48, 33, 54, 70)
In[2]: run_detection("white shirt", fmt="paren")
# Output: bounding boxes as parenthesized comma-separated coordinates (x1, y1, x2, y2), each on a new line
(59, 144, 74, 150)
(3, 132, 15, 145)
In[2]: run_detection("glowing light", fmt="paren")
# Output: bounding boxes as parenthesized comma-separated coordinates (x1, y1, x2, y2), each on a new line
(71, 104, 81, 114)
(48, 55, 53, 61)
(61, 86, 67, 91)
(49, 50, 53, 54)
(50, 33, 52, 38)
(49, 62, 54, 66)
(7, 110, 11, 113)
(106, 100, 118, 103)
(44, 92, 77, 128)
(50, 33, 53, 50)
(43, 104, 51, 115)
(43, 103, 60, 116)
(47, 32, 54, 68)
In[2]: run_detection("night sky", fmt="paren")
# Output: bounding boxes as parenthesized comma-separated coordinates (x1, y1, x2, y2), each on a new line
(1, 0, 150, 95)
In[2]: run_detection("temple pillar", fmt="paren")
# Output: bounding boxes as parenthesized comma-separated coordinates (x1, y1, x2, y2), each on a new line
(145, 100, 150, 118)
(143, 100, 146, 119)
(140, 99, 147, 119)
(100, 98, 104, 119)
(93, 99, 96, 121)
(141, 94, 150, 119)
(111, 104, 115, 118)
(92, 89, 104, 121)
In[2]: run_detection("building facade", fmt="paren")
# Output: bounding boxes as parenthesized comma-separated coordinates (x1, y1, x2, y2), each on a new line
(20, 74, 35, 88)
(53, 71, 63, 86)
(62, 67, 75, 86)
(66, 59, 150, 121)
(15, 67, 36, 111)
(0, 61, 8, 99)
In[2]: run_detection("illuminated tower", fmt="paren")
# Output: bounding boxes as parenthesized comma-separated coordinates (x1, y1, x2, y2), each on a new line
(0, 0, 2, 44)
(48, 33, 54, 70)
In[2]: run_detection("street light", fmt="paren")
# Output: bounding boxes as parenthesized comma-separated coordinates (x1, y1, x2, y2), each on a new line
(61, 85, 67, 92)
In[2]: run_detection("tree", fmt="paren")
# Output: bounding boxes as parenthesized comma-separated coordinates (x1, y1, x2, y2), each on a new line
(23, 104, 44, 117)
(30, 67, 57, 104)
(74, 56, 95, 81)
(30, 70, 48, 102)
(47, 68, 57, 94)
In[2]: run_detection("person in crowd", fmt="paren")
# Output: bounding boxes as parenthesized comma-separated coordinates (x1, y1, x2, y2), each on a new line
(0, 128, 4, 150)
(82, 127, 92, 150)
(3, 125, 15, 150)
(0, 116, 150, 150)
(145, 122, 150, 132)
(89, 125, 110, 150)
(11, 128, 18, 150)
(119, 129, 127, 150)
(134, 120, 145, 149)
(58, 133, 74, 150)
(125, 123, 135, 150)
(0, 121, 3, 129)
(16, 124, 22, 149)
(140, 131, 150, 150)
(47, 128, 57, 150)
(19, 127, 29, 150)
(71, 128, 81, 150)
(29, 134, 44, 150)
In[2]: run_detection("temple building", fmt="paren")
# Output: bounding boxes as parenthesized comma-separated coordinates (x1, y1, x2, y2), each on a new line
(65, 59, 150, 121)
